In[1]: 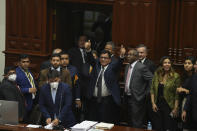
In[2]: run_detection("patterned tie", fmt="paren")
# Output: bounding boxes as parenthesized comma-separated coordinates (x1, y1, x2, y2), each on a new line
(96, 67, 104, 103)
(125, 65, 132, 93)
(26, 71, 35, 88)
(26, 71, 36, 99)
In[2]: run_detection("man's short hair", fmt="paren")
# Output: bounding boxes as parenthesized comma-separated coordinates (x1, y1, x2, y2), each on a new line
(136, 44, 148, 52)
(4, 66, 15, 76)
(60, 50, 69, 56)
(47, 70, 60, 79)
(129, 49, 139, 58)
(92, 50, 98, 56)
(19, 54, 29, 61)
(106, 41, 115, 51)
(50, 53, 61, 60)
(100, 50, 111, 59)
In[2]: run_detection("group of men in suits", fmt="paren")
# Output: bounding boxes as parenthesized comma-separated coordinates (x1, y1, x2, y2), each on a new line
(0, 32, 157, 129)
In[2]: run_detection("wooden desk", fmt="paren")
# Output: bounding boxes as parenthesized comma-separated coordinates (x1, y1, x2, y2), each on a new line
(0, 125, 151, 131)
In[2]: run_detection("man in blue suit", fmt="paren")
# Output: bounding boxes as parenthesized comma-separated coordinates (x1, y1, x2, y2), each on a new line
(60, 51, 81, 122)
(39, 70, 75, 128)
(84, 41, 126, 123)
(16, 54, 37, 122)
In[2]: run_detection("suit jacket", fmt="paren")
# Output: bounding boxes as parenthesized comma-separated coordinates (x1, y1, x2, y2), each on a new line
(39, 82, 75, 128)
(143, 58, 157, 74)
(125, 62, 153, 102)
(39, 67, 72, 88)
(68, 47, 86, 73)
(0, 79, 26, 120)
(64, 65, 80, 99)
(87, 52, 123, 105)
(184, 73, 197, 123)
(16, 67, 36, 111)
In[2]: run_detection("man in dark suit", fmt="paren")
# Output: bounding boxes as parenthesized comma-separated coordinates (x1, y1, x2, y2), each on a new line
(39, 70, 75, 128)
(124, 49, 153, 128)
(16, 54, 37, 122)
(104, 41, 118, 63)
(182, 73, 197, 130)
(40, 48, 62, 71)
(85, 40, 126, 123)
(60, 51, 81, 122)
(68, 35, 92, 120)
(68, 35, 87, 73)
(136, 44, 156, 126)
(136, 44, 156, 74)
(39, 53, 72, 88)
(0, 66, 26, 121)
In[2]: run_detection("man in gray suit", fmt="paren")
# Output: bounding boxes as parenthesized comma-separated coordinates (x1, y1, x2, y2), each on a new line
(124, 49, 153, 128)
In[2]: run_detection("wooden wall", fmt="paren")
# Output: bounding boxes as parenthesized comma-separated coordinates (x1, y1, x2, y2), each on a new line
(5, 0, 54, 74)
(4, 0, 197, 74)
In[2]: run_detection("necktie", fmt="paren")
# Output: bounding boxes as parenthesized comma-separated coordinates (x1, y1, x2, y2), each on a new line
(26, 71, 36, 99)
(26, 71, 35, 88)
(125, 65, 132, 93)
(82, 49, 86, 64)
(96, 67, 104, 103)
(51, 88, 56, 104)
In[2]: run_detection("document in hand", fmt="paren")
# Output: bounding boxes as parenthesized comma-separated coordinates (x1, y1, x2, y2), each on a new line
(71, 120, 98, 131)
(94, 122, 114, 129)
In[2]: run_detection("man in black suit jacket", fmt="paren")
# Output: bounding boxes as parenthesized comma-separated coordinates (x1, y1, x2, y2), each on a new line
(124, 49, 153, 128)
(104, 41, 118, 63)
(68, 35, 87, 73)
(0, 66, 26, 121)
(136, 44, 156, 74)
(84, 41, 126, 123)
(136, 44, 156, 126)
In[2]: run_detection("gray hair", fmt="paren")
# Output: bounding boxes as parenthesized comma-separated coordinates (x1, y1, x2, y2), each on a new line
(106, 41, 115, 51)
(129, 49, 139, 58)
(52, 48, 62, 54)
(136, 44, 148, 52)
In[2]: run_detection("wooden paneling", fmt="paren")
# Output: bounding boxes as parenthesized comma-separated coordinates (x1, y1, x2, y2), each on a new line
(5, 0, 197, 74)
(5, 0, 51, 73)
(154, 0, 171, 62)
(112, 0, 127, 44)
(179, 1, 197, 61)
(6, 0, 48, 55)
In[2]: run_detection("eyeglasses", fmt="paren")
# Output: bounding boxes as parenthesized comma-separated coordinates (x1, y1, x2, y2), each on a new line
(100, 57, 110, 60)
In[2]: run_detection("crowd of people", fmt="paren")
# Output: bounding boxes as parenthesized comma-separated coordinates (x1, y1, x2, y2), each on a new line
(0, 34, 197, 131)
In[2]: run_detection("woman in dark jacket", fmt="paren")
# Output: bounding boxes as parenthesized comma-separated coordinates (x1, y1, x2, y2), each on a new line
(177, 56, 196, 130)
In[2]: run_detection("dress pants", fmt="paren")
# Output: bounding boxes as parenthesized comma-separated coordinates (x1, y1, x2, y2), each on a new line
(87, 96, 120, 124)
(126, 95, 146, 128)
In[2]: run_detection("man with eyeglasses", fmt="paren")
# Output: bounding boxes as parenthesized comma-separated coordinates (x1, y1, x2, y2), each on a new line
(84, 40, 126, 124)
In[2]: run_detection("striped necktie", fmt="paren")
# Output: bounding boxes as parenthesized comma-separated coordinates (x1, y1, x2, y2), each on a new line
(26, 71, 35, 88)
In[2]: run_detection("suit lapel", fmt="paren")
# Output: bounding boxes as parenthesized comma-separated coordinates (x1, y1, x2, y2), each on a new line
(47, 85, 55, 105)
(55, 85, 62, 105)
(129, 62, 138, 85)
(124, 64, 129, 82)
